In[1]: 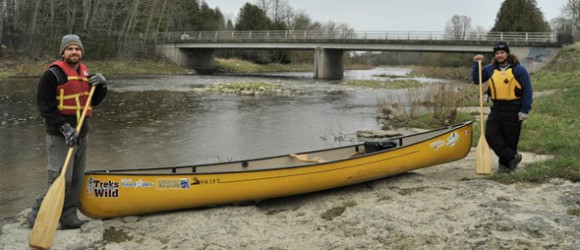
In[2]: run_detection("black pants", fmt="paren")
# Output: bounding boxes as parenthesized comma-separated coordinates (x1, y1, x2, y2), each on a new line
(485, 106, 522, 166)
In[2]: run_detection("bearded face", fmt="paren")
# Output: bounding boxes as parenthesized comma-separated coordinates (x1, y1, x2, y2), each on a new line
(62, 45, 83, 65)
(494, 50, 509, 65)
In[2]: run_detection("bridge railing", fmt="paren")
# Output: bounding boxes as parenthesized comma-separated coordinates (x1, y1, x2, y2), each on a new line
(157, 30, 556, 43)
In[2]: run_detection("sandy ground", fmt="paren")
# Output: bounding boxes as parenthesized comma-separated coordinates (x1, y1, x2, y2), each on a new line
(1, 149, 579, 250)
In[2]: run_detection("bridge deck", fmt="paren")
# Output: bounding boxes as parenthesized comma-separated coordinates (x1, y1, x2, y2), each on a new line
(157, 30, 558, 45)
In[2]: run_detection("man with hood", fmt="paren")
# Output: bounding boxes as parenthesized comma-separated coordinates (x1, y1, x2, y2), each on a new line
(472, 41, 533, 173)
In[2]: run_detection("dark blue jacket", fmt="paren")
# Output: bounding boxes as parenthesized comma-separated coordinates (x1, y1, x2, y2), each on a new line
(472, 62, 533, 114)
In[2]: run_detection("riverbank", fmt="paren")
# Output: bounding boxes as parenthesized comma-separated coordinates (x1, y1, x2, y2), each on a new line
(0, 57, 462, 79)
(0, 58, 194, 78)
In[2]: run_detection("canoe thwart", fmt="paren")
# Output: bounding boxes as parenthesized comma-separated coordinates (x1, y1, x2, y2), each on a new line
(345, 151, 362, 159)
(289, 154, 325, 163)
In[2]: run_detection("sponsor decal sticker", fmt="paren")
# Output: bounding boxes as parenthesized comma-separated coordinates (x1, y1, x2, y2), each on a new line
(121, 178, 154, 189)
(157, 178, 191, 189)
(430, 140, 445, 150)
(86, 176, 119, 198)
(447, 132, 459, 147)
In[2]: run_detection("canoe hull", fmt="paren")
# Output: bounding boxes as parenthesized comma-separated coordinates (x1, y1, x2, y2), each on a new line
(80, 122, 473, 218)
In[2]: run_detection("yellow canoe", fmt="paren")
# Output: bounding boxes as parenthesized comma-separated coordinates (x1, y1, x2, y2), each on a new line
(80, 121, 473, 218)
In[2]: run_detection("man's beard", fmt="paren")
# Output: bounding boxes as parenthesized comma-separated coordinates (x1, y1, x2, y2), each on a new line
(496, 57, 507, 65)
(64, 56, 81, 65)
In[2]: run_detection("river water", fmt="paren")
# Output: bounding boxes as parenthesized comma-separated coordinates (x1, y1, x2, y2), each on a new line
(0, 68, 444, 221)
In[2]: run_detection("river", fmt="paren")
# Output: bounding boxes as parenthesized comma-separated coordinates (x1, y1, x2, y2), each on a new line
(0, 67, 445, 222)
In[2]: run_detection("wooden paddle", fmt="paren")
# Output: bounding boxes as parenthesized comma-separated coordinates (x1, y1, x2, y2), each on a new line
(29, 85, 97, 250)
(475, 60, 491, 175)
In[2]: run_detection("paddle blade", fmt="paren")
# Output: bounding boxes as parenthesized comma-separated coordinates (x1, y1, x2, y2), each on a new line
(29, 176, 66, 250)
(475, 135, 492, 175)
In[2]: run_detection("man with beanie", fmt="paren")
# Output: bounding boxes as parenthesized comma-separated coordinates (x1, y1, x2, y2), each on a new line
(27, 34, 108, 229)
(472, 41, 533, 174)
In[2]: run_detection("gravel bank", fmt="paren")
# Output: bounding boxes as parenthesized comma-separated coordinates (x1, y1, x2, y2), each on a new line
(2, 149, 578, 250)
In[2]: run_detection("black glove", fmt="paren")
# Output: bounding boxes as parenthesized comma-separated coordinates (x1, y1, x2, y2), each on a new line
(59, 123, 79, 147)
(88, 73, 107, 88)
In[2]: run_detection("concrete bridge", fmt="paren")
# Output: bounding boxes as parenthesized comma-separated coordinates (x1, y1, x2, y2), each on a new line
(155, 30, 561, 79)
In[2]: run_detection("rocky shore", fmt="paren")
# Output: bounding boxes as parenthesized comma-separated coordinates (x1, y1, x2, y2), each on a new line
(1, 149, 578, 250)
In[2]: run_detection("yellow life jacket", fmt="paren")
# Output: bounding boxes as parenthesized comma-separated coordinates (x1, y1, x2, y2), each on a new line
(488, 68, 522, 101)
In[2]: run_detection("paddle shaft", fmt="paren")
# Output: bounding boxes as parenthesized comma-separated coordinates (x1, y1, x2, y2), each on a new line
(475, 60, 491, 175)
(29, 85, 97, 250)
(478, 60, 485, 133)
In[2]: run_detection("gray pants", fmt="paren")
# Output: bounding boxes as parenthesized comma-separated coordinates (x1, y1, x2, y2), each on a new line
(29, 134, 88, 224)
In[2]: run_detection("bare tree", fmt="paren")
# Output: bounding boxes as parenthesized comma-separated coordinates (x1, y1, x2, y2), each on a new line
(255, 0, 289, 27)
(289, 10, 311, 30)
(2, 0, 16, 48)
(0, 0, 3, 44)
(445, 15, 472, 40)
(563, 0, 580, 39)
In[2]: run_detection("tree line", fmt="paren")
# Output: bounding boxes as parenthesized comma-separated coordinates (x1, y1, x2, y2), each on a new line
(0, 0, 578, 63)
(0, 0, 353, 63)
(0, 0, 229, 59)
(443, 0, 580, 45)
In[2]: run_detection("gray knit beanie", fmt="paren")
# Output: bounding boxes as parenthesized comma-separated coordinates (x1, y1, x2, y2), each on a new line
(60, 34, 84, 55)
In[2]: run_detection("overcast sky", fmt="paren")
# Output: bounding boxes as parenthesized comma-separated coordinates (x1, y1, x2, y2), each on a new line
(204, 0, 568, 31)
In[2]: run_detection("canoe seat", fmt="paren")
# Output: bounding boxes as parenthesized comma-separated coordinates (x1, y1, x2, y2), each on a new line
(289, 154, 325, 163)
(363, 140, 397, 154)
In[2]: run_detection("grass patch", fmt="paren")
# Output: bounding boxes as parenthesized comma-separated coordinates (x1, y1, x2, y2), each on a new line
(371, 74, 407, 78)
(0, 58, 192, 78)
(410, 65, 472, 80)
(568, 208, 580, 216)
(532, 44, 580, 91)
(346, 79, 425, 89)
(87, 59, 193, 75)
(209, 81, 283, 94)
(0, 71, 10, 78)
(214, 58, 311, 73)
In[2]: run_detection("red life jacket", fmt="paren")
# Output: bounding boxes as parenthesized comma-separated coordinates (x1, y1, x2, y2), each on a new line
(50, 60, 92, 119)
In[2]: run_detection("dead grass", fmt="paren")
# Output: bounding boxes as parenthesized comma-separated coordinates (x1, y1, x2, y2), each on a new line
(377, 83, 472, 128)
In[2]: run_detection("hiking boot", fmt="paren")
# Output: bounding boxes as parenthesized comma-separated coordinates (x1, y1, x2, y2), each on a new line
(60, 218, 87, 230)
(497, 164, 511, 174)
(508, 153, 522, 171)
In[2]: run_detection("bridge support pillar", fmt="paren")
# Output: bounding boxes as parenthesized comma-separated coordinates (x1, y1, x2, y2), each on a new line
(314, 48, 343, 79)
(157, 45, 214, 73)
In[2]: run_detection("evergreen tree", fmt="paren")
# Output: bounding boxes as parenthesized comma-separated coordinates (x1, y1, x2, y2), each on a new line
(235, 3, 271, 30)
(234, 3, 272, 63)
(491, 0, 550, 32)
(197, 3, 226, 30)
